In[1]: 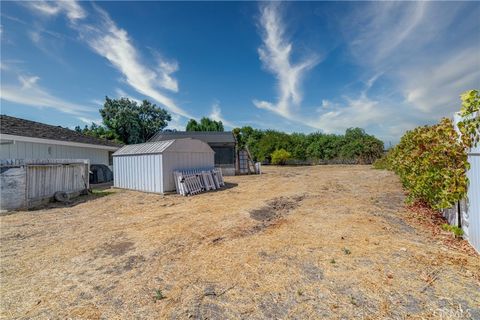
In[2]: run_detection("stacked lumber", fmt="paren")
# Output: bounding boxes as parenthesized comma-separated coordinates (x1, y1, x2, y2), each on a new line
(173, 168, 225, 196)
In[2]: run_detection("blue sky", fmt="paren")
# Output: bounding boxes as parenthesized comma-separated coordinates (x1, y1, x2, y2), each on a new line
(1, 1, 479, 143)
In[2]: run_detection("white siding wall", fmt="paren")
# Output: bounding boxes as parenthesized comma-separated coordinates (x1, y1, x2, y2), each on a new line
(113, 154, 163, 193)
(162, 152, 215, 192)
(453, 113, 480, 253)
(0, 141, 110, 165)
(466, 146, 480, 253)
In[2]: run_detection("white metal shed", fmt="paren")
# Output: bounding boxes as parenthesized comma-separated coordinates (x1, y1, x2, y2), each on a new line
(113, 138, 214, 193)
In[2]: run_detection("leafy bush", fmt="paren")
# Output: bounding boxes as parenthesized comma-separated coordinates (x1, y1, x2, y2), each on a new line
(233, 127, 384, 164)
(381, 90, 479, 209)
(271, 149, 291, 165)
(441, 223, 464, 237)
(457, 89, 480, 149)
(372, 156, 389, 170)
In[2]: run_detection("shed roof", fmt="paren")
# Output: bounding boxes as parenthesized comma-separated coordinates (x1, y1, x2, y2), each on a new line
(113, 138, 214, 156)
(149, 131, 235, 144)
(0, 115, 122, 148)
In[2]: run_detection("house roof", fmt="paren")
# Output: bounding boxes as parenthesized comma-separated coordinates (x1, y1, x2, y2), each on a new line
(149, 131, 236, 144)
(0, 115, 122, 148)
(113, 138, 214, 156)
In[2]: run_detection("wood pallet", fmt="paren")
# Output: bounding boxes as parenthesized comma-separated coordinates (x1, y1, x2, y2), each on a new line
(174, 168, 225, 196)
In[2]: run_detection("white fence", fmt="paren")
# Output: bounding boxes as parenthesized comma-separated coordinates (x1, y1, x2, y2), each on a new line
(444, 114, 480, 253)
(173, 168, 225, 196)
(465, 146, 480, 253)
(0, 159, 89, 210)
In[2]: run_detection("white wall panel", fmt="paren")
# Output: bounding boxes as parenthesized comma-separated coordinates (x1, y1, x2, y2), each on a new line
(113, 154, 162, 193)
(162, 152, 214, 192)
(466, 152, 480, 253)
(0, 141, 110, 165)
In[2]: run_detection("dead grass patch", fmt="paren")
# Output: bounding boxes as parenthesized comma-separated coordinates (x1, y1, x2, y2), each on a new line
(1, 166, 478, 319)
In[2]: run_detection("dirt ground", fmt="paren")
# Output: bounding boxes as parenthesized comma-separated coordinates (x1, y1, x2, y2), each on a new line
(1, 165, 479, 319)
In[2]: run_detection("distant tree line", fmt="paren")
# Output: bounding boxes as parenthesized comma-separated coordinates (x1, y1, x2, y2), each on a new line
(76, 97, 384, 164)
(233, 127, 384, 164)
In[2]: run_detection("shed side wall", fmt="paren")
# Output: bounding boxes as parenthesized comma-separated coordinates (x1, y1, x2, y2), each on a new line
(113, 154, 162, 193)
(162, 152, 215, 192)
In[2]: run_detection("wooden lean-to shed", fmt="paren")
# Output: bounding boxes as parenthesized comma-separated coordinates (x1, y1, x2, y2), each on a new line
(113, 139, 214, 193)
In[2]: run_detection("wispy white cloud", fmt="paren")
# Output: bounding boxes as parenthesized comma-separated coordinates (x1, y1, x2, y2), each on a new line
(209, 101, 237, 129)
(341, 2, 480, 118)
(156, 59, 179, 92)
(24, 0, 86, 22)
(114, 88, 142, 105)
(0, 74, 93, 117)
(344, 2, 429, 68)
(401, 47, 480, 114)
(307, 93, 385, 133)
(23, 1, 191, 119)
(90, 99, 104, 107)
(77, 116, 102, 125)
(254, 2, 479, 142)
(253, 2, 319, 118)
(75, 5, 190, 118)
(166, 114, 186, 131)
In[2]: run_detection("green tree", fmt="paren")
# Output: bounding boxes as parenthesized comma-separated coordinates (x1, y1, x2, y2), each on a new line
(271, 149, 291, 165)
(306, 133, 342, 160)
(100, 97, 171, 144)
(74, 123, 120, 142)
(290, 133, 309, 160)
(339, 128, 384, 163)
(186, 117, 224, 132)
(256, 130, 292, 162)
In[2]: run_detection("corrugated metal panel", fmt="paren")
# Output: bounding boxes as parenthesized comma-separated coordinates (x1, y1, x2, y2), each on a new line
(113, 140, 175, 156)
(113, 139, 215, 156)
(113, 139, 215, 193)
(162, 152, 215, 191)
(150, 131, 235, 144)
(114, 154, 163, 193)
(466, 153, 480, 253)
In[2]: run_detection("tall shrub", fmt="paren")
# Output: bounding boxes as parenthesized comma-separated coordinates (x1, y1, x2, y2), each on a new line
(271, 149, 291, 165)
(380, 90, 479, 209)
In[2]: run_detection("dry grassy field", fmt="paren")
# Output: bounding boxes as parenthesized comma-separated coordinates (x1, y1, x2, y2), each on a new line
(1, 165, 479, 319)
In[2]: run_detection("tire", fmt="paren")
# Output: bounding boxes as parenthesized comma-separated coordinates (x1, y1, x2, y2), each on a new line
(54, 191, 70, 203)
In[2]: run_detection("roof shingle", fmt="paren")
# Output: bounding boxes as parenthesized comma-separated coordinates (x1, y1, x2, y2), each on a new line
(149, 131, 235, 144)
(0, 115, 122, 148)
